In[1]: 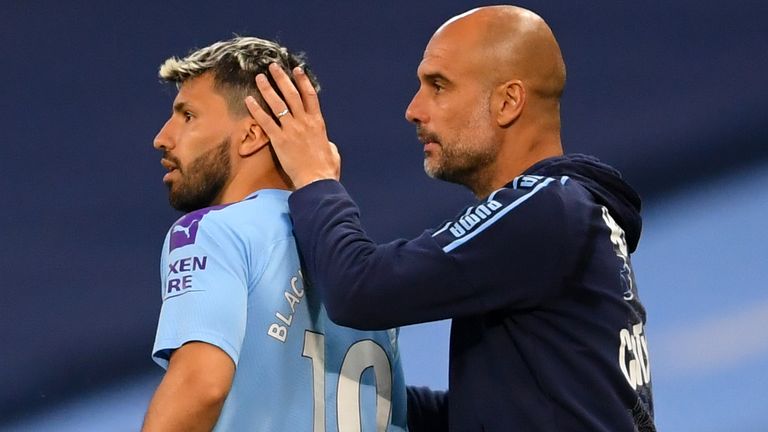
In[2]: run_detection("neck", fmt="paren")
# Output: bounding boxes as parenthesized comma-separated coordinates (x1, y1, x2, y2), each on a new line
(469, 132, 563, 199)
(216, 170, 290, 204)
(216, 149, 291, 205)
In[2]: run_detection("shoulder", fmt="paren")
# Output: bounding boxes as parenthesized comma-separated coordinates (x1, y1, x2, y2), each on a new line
(456, 174, 577, 229)
(496, 174, 586, 200)
(491, 174, 597, 217)
(165, 190, 293, 254)
(165, 204, 233, 253)
(431, 175, 590, 251)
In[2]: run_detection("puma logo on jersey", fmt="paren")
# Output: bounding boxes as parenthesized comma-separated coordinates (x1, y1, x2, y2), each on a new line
(169, 203, 230, 252)
(170, 218, 202, 251)
(448, 200, 503, 238)
(433, 176, 561, 253)
(172, 222, 197, 239)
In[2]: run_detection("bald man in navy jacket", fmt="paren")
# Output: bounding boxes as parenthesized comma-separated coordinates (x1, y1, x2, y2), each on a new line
(245, 5, 655, 431)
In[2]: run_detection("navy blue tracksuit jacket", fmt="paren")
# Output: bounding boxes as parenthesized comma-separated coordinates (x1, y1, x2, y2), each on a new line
(288, 154, 655, 431)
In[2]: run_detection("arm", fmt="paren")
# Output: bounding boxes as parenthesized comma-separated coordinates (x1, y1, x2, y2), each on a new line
(287, 180, 473, 328)
(246, 66, 575, 329)
(407, 386, 449, 432)
(147, 214, 250, 429)
(143, 342, 235, 432)
(287, 178, 571, 329)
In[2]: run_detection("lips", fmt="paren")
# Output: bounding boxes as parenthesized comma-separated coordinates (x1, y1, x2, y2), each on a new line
(418, 132, 441, 154)
(416, 126, 440, 148)
(161, 159, 178, 171)
(161, 158, 180, 183)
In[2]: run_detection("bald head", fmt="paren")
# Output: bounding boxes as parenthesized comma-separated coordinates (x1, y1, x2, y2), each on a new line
(432, 5, 566, 100)
(406, 5, 566, 196)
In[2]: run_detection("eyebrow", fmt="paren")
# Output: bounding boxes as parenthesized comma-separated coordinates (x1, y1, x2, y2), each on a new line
(421, 72, 452, 85)
(173, 101, 190, 114)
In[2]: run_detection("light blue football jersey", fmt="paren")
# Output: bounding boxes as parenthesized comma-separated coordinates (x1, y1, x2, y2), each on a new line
(152, 189, 408, 431)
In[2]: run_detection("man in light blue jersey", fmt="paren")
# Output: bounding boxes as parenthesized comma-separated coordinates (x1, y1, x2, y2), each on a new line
(143, 37, 407, 432)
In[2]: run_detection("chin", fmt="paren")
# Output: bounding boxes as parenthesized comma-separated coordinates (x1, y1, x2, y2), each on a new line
(424, 157, 439, 176)
(423, 163, 437, 178)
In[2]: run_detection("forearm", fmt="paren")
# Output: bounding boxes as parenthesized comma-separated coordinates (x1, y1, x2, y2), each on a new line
(289, 180, 474, 329)
(289, 179, 574, 329)
(143, 342, 235, 432)
(142, 373, 228, 432)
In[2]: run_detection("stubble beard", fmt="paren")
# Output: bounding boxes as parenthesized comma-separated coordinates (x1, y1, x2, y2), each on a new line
(424, 139, 497, 186)
(168, 137, 231, 213)
(422, 107, 498, 193)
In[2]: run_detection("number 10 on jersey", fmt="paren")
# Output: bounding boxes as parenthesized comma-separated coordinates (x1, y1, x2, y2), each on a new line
(302, 331, 393, 432)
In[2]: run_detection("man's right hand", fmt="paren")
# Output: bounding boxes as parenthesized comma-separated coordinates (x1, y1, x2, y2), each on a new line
(245, 63, 341, 190)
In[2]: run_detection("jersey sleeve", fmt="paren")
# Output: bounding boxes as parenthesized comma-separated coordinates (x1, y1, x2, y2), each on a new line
(287, 177, 579, 330)
(152, 216, 255, 369)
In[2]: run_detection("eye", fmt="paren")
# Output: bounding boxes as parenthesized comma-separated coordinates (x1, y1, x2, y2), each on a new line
(183, 111, 194, 122)
(432, 80, 445, 94)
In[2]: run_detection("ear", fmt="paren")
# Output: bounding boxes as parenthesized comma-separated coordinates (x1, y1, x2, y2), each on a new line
(493, 80, 525, 127)
(238, 120, 270, 157)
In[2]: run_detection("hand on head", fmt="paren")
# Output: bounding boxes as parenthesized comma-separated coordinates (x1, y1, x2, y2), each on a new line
(245, 63, 340, 189)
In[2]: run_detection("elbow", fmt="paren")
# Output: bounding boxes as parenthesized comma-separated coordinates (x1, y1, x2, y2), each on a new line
(201, 381, 231, 408)
(182, 374, 231, 409)
(174, 367, 232, 409)
(325, 297, 367, 329)
(323, 286, 387, 330)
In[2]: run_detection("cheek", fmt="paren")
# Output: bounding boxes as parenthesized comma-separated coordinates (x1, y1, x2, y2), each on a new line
(175, 128, 211, 162)
(438, 95, 477, 128)
(465, 100, 492, 128)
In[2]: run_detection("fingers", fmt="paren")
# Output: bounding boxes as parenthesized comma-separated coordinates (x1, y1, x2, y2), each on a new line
(254, 73, 291, 122)
(244, 95, 280, 138)
(254, 63, 321, 121)
(293, 67, 321, 116)
(266, 63, 305, 119)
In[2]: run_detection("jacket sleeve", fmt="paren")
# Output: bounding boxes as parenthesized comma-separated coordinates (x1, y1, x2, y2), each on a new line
(288, 177, 576, 330)
(406, 386, 449, 432)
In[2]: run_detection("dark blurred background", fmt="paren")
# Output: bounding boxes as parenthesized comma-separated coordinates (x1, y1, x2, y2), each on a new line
(1, 1, 767, 431)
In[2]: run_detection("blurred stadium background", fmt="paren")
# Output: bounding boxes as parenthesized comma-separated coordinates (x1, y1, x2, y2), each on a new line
(1, 1, 766, 430)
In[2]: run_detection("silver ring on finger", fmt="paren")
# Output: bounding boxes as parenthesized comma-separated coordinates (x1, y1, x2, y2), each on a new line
(276, 108, 290, 119)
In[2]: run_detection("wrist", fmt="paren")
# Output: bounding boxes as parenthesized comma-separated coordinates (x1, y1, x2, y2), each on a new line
(293, 175, 336, 190)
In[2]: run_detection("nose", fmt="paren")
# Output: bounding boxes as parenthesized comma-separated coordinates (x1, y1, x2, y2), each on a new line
(405, 88, 428, 124)
(153, 119, 173, 151)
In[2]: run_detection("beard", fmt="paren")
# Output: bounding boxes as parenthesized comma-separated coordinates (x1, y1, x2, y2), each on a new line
(423, 135, 497, 185)
(419, 95, 498, 188)
(419, 117, 498, 189)
(166, 137, 231, 213)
